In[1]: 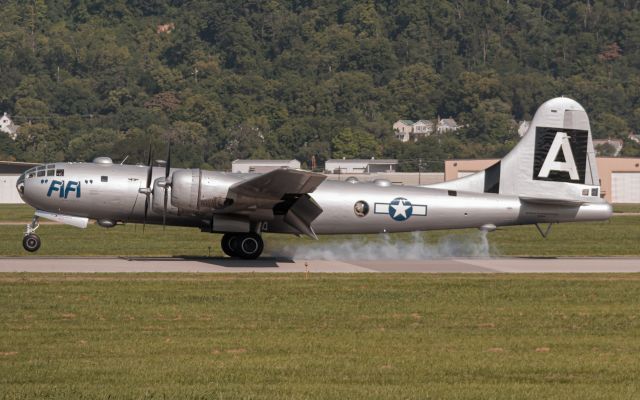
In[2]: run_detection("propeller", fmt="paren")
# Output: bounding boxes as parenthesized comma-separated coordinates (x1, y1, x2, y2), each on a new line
(139, 146, 153, 232)
(161, 145, 172, 230)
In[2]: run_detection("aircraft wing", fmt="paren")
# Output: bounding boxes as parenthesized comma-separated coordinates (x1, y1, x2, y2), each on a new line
(229, 168, 326, 200)
(216, 169, 327, 238)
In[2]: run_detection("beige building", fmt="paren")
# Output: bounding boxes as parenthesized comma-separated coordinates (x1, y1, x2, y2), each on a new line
(445, 157, 640, 203)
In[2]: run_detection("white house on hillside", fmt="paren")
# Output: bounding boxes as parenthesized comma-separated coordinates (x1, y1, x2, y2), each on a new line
(394, 117, 460, 142)
(393, 120, 414, 142)
(436, 117, 459, 133)
(393, 119, 435, 142)
(0, 113, 19, 140)
(413, 120, 434, 136)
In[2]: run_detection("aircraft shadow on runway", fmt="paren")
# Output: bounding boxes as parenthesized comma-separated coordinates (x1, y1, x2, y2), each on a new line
(119, 256, 295, 268)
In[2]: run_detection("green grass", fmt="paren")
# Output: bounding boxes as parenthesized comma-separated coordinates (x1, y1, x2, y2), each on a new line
(1, 204, 639, 257)
(0, 204, 35, 222)
(613, 203, 640, 213)
(0, 274, 639, 399)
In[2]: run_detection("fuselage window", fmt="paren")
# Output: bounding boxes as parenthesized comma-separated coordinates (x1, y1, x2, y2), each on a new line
(56, 169, 64, 177)
(101, 176, 108, 182)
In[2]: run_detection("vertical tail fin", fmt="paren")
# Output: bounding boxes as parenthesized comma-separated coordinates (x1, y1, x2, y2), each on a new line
(434, 97, 603, 204)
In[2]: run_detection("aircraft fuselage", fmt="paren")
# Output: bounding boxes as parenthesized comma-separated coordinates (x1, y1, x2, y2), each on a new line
(17, 162, 612, 236)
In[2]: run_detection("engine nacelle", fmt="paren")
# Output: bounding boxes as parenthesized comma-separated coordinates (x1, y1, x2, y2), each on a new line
(151, 178, 179, 215)
(170, 169, 230, 212)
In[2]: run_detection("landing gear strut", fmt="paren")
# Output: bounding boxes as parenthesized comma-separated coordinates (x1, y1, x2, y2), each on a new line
(221, 233, 264, 259)
(23, 215, 41, 252)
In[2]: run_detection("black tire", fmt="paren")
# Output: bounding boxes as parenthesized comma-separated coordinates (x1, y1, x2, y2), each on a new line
(236, 233, 264, 260)
(221, 233, 240, 258)
(23, 234, 41, 252)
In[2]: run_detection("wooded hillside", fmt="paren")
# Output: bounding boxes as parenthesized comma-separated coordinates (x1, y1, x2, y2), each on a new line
(2, 0, 640, 170)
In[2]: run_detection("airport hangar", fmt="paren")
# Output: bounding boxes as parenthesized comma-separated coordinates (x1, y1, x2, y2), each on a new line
(1, 157, 639, 204)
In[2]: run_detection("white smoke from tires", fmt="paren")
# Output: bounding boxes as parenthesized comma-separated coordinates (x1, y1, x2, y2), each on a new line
(270, 231, 495, 260)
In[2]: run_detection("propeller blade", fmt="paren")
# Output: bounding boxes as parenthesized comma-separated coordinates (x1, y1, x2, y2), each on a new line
(146, 145, 153, 169)
(143, 196, 149, 233)
(165, 144, 171, 178)
(163, 185, 168, 231)
(145, 147, 153, 189)
(162, 144, 171, 231)
(142, 145, 153, 233)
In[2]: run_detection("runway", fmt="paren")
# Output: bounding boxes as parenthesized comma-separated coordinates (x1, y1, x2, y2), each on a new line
(0, 256, 639, 273)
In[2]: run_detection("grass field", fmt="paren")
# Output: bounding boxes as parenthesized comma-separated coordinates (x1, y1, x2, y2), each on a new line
(0, 274, 639, 399)
(613, 203, 640, 213)
(1, 203, 639, 257)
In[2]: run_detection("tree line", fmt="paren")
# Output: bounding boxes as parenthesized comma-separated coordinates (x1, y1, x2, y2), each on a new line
(1, 0, 640, 172)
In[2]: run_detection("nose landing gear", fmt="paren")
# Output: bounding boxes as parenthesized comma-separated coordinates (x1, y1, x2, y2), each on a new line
(23, 215, 41, 252)
(221, 233, 264, 259)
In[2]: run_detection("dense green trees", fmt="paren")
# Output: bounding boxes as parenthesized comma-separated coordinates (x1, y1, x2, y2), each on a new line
(2, 1, 640, 168)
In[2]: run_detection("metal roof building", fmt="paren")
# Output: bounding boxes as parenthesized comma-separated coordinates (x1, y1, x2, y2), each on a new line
(231, 159, 301, 173)
(324, 159, 398, 174)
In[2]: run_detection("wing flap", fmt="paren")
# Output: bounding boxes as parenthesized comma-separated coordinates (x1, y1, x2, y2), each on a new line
(282, 194, 323, 239)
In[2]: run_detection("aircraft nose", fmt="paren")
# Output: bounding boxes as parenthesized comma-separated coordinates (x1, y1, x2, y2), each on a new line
(16, 172, 26, 198)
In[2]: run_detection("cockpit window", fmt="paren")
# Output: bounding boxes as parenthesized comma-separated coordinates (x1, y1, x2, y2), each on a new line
(46, 170, 54, 176)
(27, 172, 35, 179)
(56, 169, 64, 176)
(37, 170, 45, 177)
(46, 164, 55, 169)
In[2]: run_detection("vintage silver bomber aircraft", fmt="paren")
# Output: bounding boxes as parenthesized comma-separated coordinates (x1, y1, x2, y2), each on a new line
(16, 97, 612, 258)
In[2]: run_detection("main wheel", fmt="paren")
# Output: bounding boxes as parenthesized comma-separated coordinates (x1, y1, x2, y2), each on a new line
(23, 234, 41, 252)
(236, 233, 264, 260)
(221, 233, 240, 258)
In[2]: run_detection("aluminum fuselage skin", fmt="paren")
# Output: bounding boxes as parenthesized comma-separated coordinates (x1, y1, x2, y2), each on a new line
(18, 162, 612, 235)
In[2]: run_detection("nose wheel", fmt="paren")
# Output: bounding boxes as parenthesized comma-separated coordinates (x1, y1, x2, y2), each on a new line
(23, 234, 41, 252)
(22, 215, 41, 252)
(221, 233, 264, 259)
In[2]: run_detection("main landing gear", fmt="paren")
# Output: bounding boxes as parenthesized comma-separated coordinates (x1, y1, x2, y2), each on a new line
(22, 215, 41, 252)
(221, 233, 264, 259)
